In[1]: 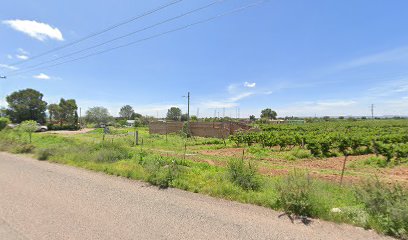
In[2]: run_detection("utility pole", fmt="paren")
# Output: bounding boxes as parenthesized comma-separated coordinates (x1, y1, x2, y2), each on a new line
(187, 92, 190, 122)
(79, 107, 82, 129)
(183, 92, 191, 136)
(371, 104, 374, 119)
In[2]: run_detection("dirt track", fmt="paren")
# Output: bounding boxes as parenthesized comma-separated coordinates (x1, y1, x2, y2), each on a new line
(0, 152, 394, 240)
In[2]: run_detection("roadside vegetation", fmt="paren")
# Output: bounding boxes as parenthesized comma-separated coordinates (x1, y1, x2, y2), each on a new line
(1, 119, 408, 239)
(1, 88, 407, 239)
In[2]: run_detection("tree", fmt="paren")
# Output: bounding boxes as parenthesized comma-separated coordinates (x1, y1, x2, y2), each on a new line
(6, 89, 47, 123)
(0, 117, 10, 130)
(260, 108, 277, 120)
(48, 99, 78, 126)
(181, 113, 189, 122)
(48, 104, 61, 122)
(132, 112, 143, 119)
(190, 115, 198, 122)
(19, 120, 38, 143)
(59, 99, 78, 126)
(119, 105, 135, 120)
(166, 107, 182, 121)
(0, 107, 7, 117)
(85, 107, 112, 124)
(249, 115, 256, 121)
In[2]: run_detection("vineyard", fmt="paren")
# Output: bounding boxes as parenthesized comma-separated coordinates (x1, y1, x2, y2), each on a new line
(229, 120, 408, 165)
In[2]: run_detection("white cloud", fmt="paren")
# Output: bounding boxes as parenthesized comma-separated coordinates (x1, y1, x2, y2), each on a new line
(0, 64, 18, 70)
(275, 99, 360, 117)
(316, 100, 356, 107)
(6, 54, 13, 59)
(366, 78, 408, 98)
(33, 73, 51, 80)
(17, 48, 29, 55)
(228, 92, 254, 102)
(3, 19, 64, 41)
(336, 46, 408, 70)
(201, 100, 238, 109)
(244, 81, 256, 88)
(16, 55, 29, 60)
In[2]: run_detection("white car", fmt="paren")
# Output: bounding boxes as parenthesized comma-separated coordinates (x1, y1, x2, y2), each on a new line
(36, 123, 48, 132)
(7, 123, 48, 132)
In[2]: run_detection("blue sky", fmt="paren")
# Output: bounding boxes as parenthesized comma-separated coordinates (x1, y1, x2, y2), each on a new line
(1, 0, 408, 118)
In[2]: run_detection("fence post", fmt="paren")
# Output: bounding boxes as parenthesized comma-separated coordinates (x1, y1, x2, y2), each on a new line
(340, 155, 348, 186)
(165, 122, 168, 143)
(135, 130, 139, 146)
(183, 142, 187, 160)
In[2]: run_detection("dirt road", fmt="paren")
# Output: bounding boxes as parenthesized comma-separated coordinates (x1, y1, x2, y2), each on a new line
(0, 152, 393, 240)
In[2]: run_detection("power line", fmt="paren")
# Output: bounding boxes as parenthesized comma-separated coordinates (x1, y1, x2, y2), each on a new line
(7, 1, 266, 77)
(7, 0, 183, 67)
(7, 0, 221, 75)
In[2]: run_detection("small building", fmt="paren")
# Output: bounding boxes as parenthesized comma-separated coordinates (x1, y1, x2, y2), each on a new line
(126, 120, 136, 127)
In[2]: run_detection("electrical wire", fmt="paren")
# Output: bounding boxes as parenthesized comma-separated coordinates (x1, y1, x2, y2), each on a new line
(7, 0, 222, 75)
(7, 0, 266, 77)
(7, 0, 183, 66)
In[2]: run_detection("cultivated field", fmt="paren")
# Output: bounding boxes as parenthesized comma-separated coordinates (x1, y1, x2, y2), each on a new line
(1, 119, 407, 239)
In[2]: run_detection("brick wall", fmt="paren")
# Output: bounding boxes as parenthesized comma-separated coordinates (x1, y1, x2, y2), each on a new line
(149, 121, 252, 138)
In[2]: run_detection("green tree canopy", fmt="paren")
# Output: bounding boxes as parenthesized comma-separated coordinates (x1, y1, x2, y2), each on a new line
(119, 105, 135, 120)
(166, 107, 182, 121)
(6, 89, 47, 123)
(0, 117, 10, 130)
(85, 107, 112, 124)
(48, 103, 61, 122)
(19, 120, 38, 143)
(181, 113, 189, 122)
(260, 108, 277, 120)
(48, 99, 78, 126)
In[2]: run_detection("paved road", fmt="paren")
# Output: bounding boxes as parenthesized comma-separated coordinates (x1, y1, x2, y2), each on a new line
(0, 152, 393, 240)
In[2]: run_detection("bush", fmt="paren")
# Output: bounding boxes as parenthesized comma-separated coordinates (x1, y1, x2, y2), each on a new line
(145, 158, 180, 188)
(363, 156, 387, 168)
(12, 144, 35, 154)
(36, 148, 53, 160)
(93, 143, 132, 163)
(227, 158, 261, 191)
(356, 179, 408, 239)
(0, 117, 11, 131)
(47, 124, 80, 131)
(291, 148, 313, 159)
(276, 170, 313, 217)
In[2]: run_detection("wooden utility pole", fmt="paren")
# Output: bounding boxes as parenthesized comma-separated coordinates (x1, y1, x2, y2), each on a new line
(187, 92, 190, 123)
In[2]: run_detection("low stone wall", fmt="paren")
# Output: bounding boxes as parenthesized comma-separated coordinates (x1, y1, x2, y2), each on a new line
(149, 121, 252, 138)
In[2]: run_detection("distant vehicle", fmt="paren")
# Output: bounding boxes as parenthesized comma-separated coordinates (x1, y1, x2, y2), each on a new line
(7, 123, 19, 129)
(36, 123, 48, 132)
(7, 123, 48, 132)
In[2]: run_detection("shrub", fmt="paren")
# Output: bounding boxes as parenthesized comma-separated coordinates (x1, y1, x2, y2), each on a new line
(12, 144, 35, 154)
(47, 124, 80, 131)
(92, 142, 132, 163)
(19, 120, 38, 143)
(276, 170, 313, 217)
(356, 179, 408, 239)
(227, 158, 261, 191)
(36, 148, 53, 160)
(363, 156, 387, 168)
(145, 158, 180, 188)
(291, 148, 313, 159)
(0, 117, 11, 130)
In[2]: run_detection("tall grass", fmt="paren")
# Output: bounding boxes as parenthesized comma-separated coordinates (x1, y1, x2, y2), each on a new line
(0, 128, 406, 239)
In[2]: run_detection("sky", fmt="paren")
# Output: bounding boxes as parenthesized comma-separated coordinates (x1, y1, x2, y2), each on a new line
(1, 0, 408, 118)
